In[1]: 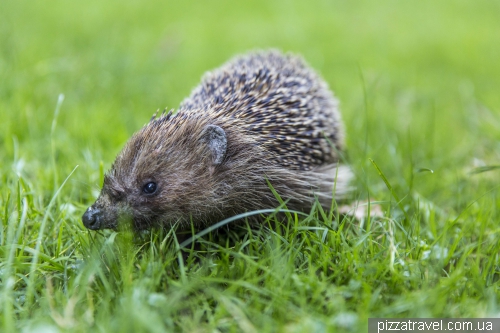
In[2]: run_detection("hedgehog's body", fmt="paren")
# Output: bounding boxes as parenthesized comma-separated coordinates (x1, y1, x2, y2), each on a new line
(82, 51, 351, 230)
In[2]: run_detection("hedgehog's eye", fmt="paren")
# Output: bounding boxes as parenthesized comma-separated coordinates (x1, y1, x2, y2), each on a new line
(142, 182, 157, 194)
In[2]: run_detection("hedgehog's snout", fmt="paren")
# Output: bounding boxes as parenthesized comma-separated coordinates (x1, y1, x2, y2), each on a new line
(82, 206, 103, 230)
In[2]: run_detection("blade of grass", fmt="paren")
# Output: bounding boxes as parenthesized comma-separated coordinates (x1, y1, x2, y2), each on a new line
(369, 158, 410, 222)
(179, 208, 308, 249)
(24, 165, 78, 312)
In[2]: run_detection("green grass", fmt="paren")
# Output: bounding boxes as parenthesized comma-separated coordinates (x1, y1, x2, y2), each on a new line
(1, 0, 500, 331)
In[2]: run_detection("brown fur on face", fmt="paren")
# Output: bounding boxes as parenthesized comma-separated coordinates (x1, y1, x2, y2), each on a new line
(82, 50, 352, 231)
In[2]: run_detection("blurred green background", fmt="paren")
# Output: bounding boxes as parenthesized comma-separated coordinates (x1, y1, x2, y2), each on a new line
(2, 0, 499, 187)
(1, 0, 500, 330)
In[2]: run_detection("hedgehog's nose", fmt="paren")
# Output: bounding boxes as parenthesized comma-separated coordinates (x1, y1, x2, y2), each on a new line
(82, 206, 102, 230)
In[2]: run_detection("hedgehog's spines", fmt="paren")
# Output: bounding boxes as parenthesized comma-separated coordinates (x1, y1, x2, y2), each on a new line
(158, 109, 173, 122)
(178, 50, 344, 172)
(166, 109, 173, 120)
(150, 109, 160, 122)
(149, 108, 174, 126)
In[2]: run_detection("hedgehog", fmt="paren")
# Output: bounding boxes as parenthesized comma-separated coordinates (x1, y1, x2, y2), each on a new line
(82, 50, 352, 231)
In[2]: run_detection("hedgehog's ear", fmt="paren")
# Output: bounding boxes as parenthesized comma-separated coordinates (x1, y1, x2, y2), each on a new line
(201, 125, 227, 166)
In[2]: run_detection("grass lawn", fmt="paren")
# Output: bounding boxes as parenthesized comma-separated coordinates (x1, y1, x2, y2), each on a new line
(1, 0, 499, 331)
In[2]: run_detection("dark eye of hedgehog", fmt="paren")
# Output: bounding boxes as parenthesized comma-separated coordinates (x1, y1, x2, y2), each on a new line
(142, 182, 157, 194)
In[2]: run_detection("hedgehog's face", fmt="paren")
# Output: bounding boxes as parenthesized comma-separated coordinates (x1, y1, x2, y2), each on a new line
(81, 120, 228, 231)
(81, 171, 167, 230)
